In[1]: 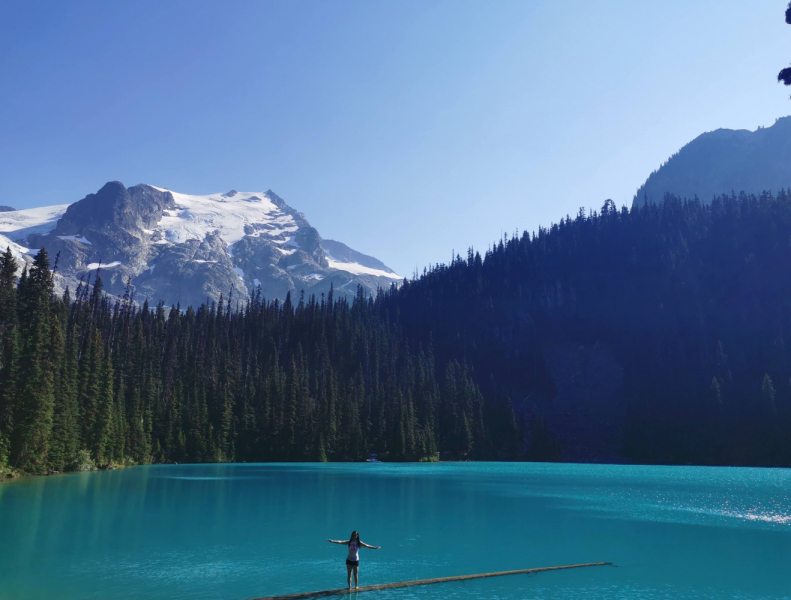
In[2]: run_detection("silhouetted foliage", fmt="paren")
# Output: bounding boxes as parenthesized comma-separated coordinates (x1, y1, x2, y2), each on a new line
(780, 3, 791, 89)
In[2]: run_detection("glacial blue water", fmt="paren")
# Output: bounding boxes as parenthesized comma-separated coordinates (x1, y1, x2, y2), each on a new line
(0, 463, 789, 600)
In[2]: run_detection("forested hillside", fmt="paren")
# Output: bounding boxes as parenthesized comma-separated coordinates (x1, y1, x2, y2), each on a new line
(4, 189, 791, 475)
(0, 249, 519, 475)
(386, 191, 791, 466)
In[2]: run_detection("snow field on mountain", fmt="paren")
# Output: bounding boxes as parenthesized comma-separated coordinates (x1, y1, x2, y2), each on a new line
(0, 204, 69, 238)
(326, 258, 402, 279)
(0, 233, 36, 267)
(86, 261, 122, 270)
(0, 185, 401, 302)
(152, 187, 299, 246)
(57, 235, 92, 245)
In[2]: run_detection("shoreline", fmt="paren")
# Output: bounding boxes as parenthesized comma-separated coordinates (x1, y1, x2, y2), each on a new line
(5, 457, 790, 484)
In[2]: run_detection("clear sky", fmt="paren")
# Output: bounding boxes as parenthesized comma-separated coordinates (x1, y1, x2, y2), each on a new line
(1, 1, 790, 276)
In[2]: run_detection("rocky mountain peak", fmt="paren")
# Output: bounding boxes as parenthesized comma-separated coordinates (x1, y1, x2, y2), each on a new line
(634, 116, 791, 206)
(0, 182, 401, 308)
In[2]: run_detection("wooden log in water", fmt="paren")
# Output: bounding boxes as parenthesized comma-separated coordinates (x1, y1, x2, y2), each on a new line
(250, 561, 612, 600)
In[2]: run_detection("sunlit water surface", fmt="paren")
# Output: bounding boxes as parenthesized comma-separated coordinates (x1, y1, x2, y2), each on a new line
(1, 463, 789, 600)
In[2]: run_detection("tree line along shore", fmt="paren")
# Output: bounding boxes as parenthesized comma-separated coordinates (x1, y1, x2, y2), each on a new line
(4, 190, 791, 477)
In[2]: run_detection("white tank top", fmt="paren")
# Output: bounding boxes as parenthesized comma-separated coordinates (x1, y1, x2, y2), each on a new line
(347, 541, 359, 561)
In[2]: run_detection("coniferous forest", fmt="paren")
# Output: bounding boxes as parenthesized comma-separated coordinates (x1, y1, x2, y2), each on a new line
(388, 191, 791, 467)
(0, 247, 516, 475)
(4, 190, 791, 475)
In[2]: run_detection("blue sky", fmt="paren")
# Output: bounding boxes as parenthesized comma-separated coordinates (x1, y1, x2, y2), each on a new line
(1, 0, 789, 276)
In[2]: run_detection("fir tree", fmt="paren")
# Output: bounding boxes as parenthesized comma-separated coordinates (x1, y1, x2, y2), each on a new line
(0, 247, 18, 471)
(12, 249, 55, 474)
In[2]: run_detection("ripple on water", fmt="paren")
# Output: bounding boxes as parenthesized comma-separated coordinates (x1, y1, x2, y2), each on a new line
(1, 463, 790, 600)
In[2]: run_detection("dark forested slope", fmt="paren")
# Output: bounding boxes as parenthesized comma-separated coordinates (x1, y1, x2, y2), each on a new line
(383, 192, 791, 466)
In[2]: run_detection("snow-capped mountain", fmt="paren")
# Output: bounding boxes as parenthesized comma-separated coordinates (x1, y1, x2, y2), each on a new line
(0, 182, 401, 307)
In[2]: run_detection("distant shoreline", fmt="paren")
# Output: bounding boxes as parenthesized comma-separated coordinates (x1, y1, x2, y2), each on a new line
(6, 459, 789, 485)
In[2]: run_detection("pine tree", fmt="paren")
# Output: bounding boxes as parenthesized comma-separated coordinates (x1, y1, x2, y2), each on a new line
(49, 300, 78, 471)
(81, 330, 104, 461)
(12, 249, 55, 474)
(93, 349, 116, 465)
(0, 247, 18, 472)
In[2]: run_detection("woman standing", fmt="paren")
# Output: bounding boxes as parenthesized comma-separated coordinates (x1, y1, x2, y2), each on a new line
(327, 531, 381, 589)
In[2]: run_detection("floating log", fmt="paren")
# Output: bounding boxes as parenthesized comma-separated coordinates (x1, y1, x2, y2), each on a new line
(251, 561, 612, 600)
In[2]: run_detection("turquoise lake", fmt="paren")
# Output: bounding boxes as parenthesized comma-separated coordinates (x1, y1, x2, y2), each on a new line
(0, 463, 789, 600)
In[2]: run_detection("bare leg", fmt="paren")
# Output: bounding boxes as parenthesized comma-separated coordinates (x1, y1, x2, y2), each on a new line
(353, 565, 359, 588)
(346, 564, 352, 588)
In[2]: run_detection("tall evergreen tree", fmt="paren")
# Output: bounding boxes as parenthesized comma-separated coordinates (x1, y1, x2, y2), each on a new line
(0, 247, 18, 471)
(12, 249, 56, 474)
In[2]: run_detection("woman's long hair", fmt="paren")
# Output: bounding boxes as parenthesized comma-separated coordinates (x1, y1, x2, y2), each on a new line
(348, 531, 360, 546)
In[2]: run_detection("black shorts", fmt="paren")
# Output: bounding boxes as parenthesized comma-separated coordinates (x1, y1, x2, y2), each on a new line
(346, 559, 359, 567)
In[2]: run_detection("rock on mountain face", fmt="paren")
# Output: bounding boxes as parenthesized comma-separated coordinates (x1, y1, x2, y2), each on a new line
(633, 116, 791, 207)
(0, 182, 401, 308)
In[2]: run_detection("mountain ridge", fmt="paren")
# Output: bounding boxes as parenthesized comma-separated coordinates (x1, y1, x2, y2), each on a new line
(633, 115, 791, 206)
(0, 182, 400, 307)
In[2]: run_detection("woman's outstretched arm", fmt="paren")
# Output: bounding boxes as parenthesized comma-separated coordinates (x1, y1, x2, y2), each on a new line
(360, 542, 381, 549)
(327, 539, 349, 544)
